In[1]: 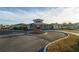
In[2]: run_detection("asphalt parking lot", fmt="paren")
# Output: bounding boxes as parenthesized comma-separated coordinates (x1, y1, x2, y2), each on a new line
(0, 30, 66, 52)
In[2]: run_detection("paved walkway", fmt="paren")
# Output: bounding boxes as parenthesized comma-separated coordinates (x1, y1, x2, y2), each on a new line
(59, 31, 79, 36)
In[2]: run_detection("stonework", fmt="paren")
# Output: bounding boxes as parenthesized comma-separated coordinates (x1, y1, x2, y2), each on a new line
(33, 19, 43, 34)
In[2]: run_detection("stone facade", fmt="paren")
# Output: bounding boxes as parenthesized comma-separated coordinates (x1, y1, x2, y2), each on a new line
(33, 19, 43, 34)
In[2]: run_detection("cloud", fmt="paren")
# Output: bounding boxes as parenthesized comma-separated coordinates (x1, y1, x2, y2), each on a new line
(56, 7, 79, 23)
(0, 7, 79, 24)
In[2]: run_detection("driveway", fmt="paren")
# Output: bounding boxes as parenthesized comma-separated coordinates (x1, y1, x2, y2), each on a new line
(0, 30, 66, 52)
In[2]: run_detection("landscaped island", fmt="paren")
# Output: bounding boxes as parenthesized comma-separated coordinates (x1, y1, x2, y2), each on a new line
(46, 30, 79, 52)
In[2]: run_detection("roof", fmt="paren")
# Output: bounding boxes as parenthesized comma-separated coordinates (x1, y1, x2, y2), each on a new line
(33, 19, 43, 22)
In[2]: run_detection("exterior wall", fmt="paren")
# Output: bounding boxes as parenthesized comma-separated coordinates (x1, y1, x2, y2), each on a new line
(0, 23, 79, 30)
(27, 24, 31, 29)
(0, 25, 1, 30)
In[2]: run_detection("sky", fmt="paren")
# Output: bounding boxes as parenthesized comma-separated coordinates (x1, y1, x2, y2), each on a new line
(0, 7, 79, 24)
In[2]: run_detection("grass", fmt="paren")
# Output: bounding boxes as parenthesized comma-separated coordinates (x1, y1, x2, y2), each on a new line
(47, 34, 79, 52)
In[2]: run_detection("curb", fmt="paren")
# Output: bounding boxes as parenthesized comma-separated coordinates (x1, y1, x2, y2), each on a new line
(43, 32, 69, 52)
